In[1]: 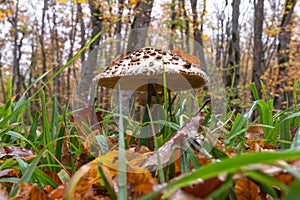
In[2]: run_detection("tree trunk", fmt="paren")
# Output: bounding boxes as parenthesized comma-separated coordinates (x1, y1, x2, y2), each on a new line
(115, 0, 125, 54)
(0, 53, 5, 102)
(127, 0, 154, 52)
(67, 1, 78, 98)
(190, 0, 203, 47)
(252, 0, 264, 99)
(89, 0, 103, 50)
(11, 0, 21, 99)
(40, 0, 48, 83)
(274, 0, 297, 109)
(227, 0, 240, 89)
(190, 0, 206, 68)
(169, 0, 177, 50)
(77, 2, 85, 66)
(181, 0, 190, 53)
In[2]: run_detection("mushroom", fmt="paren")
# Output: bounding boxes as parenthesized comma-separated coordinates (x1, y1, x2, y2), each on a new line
(93, 47, 209, 148)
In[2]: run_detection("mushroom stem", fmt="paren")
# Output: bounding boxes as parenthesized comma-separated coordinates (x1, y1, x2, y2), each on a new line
(138, 83, 159, 147)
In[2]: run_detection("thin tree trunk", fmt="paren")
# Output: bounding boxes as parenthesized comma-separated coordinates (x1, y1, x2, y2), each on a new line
(169, 0, 177, 50)
(227, 0, 240, 89)
(181, 0, 190, 53)
(11, 0, 21, 99)
(252, 0, 264, 99)
(127, 0, 154, 52)
(0, 53, 5, 102)
(77, 2, 85, 68)
(190, 0, 206, 68)
(67, 1, 78, 98)
(274, 0, 297, 109)
(89, 0, 103, 50)
(115, 0, 125, 54)
(40, 0, 48, 83)
(190, 0, 203, 47)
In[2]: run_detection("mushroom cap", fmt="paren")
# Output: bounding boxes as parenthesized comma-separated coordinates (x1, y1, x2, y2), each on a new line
(93, 47, 209, 91)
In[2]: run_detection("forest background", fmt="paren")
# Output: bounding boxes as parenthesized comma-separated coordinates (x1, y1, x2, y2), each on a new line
(0, 0, 299, 111)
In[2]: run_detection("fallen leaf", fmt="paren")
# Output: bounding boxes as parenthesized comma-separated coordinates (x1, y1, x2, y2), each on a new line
(0, 183, 8, 200)
(182, 177, 222, 198)
(43, 170, 63, 185)
(275, 173, 294, 186)
(168, 189, 201, 200)
(9, 183, 50, 200)
(0, 168, 20, 178)
(0, 146, 35, 159)
(235, 177, 260, 200)
(142, 110, 202, 168)
(48, 184, 67, 200)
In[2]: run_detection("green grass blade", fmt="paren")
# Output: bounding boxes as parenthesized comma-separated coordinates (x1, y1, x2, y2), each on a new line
(3, 75, 12, 124)
(291, 127, 300, 150)
(250, 83, 259, 101)
(51, 96, 58, 142)
(6, 131, 38, 153)
(243, 170, 287, 198)
(98, 163, 117, 200)
(41, 91, 54, 171)
(9, 151, 43, 197)
(293, 79, 299, 106)
(26, 112, 40, 149)
(118, 88, 127, 200)
(279, 116, 291, 149)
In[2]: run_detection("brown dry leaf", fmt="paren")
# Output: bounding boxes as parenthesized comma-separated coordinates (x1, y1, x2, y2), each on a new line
(9, 183, 50, 200)
(132, 180, 157, 197)
(44, 185, 53, 194)
(247, 139, 275, 151)
(246, 125, 264, 139)
(0, 183, 8, 200)
(71, 186, 96, 200)
(182, 177, 222, 198)
(168, 189, 201, 200)
(48, 184, 67, 200)
(0, 146, 35, 159)
(172, 48, 201, 65)
(43, 170, 63, 185)
(0, 168, 20, 178)
(275, 173, 294, 186)
(68, 150, 155, 198)
(142, 110, 202, 168)
(235, 177, 260, 200)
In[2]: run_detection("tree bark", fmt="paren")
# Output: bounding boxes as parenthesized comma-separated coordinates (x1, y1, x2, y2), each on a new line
(127, 0, 154, 52)
(252, 0, 264, 99)
(89, 0, 103, 50)
(190, 0, 204, 47)
(227, 0, 240, 89)
(11, 0, 22, 99)
(67, 1, 78, 98)
(115, 0, 125, 54)
(40, 0, 48, 83)
(0, 53, 5, 102)
(190, 0, 206, 68)
(181, 0, 190, 52)
(274, 0, 297, 109)
(168, 0, 177, 50)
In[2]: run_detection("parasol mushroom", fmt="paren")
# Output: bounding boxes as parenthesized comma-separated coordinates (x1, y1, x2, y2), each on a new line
(93, 47, 209, 147)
